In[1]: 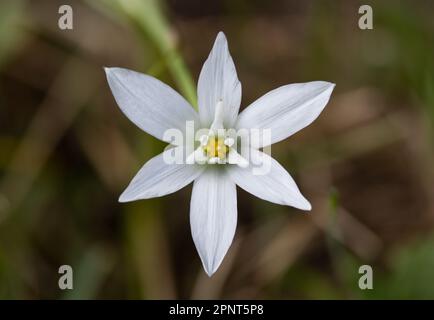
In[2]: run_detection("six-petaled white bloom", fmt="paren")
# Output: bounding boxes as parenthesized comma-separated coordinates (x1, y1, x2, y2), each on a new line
(105, 32, 335, 276)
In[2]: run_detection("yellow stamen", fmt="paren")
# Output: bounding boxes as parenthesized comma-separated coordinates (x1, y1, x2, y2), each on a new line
(203, 136, 229, 159)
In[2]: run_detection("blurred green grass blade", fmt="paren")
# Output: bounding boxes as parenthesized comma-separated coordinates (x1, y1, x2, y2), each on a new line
(0, 0, 26, 68)
(92, 0, 197, 108)
(63, 246, 114, 300)
(342, 237, 434, 299)
(282, 265, 343, 299)
(376, 3, 434, 133)
(0, 249, 22, 299)
(124, 198, 176, 299)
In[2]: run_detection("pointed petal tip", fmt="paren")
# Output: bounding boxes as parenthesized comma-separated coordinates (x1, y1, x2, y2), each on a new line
(118, 191, 134, 203)
(214, 31, 228, 46)
(204, 267, 215, 277)
(315, 80, 335, 89)
(104, 67, 125, 77)
(118, 194, 128, 203)
(301, 201, 312, 212)
(307, 80, 335, 92)
(322, 81, 336, 91)
(199, 251, 226, 277)
(297, 198, 312, 211)
(284, 197, 312, 211)
(216, 31, 226, 39)
(104, 67, 118, 79)
(202, 259, 219, 277)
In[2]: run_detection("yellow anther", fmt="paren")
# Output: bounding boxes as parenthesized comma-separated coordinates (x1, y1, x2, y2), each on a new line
(203, 136, 229, 159)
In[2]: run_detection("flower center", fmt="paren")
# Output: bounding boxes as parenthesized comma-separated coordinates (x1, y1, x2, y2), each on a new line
(186, 100, 248, 167)
(196, 133, 234, 164)
(203, 136, 229, 159)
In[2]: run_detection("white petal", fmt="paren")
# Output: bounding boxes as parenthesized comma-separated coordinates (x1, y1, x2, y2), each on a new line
(197, 32, 241, 128)
(190, 169, 237, 276)
(186, 147, 208, 165)
(236, 81, 335, 148)
(227, 148, 311, 210)
(227, 148, 249, 168)
(119, 147, 204, 202)
(105, 67, 199, 144)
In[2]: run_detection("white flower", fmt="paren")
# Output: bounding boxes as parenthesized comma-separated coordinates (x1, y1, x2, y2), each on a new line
(105, 32, 335, 276)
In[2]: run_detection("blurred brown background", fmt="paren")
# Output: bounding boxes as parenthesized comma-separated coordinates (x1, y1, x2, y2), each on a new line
(0, 0, 434, 299)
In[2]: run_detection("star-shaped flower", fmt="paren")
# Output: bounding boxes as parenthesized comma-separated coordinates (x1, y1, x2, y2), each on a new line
(105, 32, 335, 276)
